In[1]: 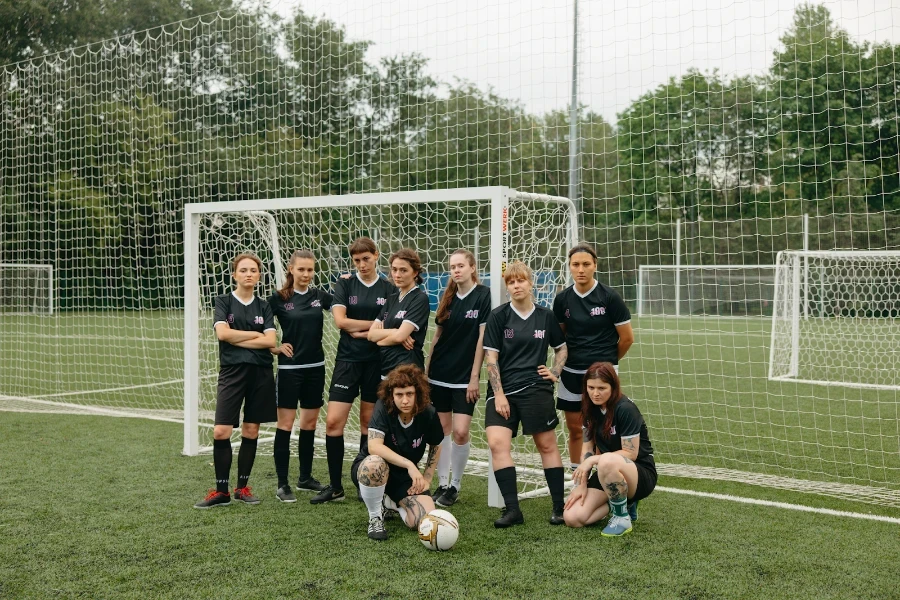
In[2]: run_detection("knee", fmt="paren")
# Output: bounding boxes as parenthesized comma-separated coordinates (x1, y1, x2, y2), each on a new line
(595, 454, 622, 479)
(567, 423, 583, 440)
(452, 426, 470, 444)
(563, 511, 584, 528)
(241, 423, 259, 438)
(213, 425, 232, 440)
(533, 435, 559, 455)
(277, 414, 294, 430)
(325, 413, 345, 435)
(358, 456, 387, 486)
(487, 434, 509, 455)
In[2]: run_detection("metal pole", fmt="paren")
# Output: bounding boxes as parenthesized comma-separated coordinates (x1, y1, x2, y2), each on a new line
(568, 0, 580, 219)
(675, 218, 682, 316)
(802, 213, 809, 319)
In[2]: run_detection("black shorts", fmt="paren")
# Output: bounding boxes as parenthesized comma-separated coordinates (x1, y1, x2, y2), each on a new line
(215, 364, 277, 427)
(350, 455, 414, 504)
(329, 360, 381, 403)
(485, 382, 559, 437)
(556, 370, 585, 412)
(276, 366, 326, 410)
(588, 460, 657, 502)
(429, 383, 477, 416)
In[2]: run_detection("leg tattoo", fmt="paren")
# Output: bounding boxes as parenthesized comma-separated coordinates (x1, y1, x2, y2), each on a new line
(603, 479, 628, 502)
(399, 496, 428, 527)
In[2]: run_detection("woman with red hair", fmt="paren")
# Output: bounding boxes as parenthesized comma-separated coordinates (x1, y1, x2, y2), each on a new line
(563, 362, 656, 536)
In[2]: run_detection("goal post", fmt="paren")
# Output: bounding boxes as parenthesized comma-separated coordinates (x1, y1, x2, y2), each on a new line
(768, 250, 900, 390)
(183, 186, 577, 505)
(0, 263, 54, 315)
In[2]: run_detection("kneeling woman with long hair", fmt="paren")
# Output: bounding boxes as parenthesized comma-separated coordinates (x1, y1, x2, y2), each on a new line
(563, 362, 657, 536)
(352, 364, 444, 540)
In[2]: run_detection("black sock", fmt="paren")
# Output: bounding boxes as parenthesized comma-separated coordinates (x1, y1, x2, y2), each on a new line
(274, 428, 291, 487)
(544, 466, 565, 507)
(494, 466, 520, 511)
(298, 428, 315, 480)
(359, 434, 368, 456)
(237, 436, 258, 489)
(325, 435, 344, 491)
(213, 438, 232, 494)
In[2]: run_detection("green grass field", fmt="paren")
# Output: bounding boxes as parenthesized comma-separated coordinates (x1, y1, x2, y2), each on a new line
(1, 411, 899, 600)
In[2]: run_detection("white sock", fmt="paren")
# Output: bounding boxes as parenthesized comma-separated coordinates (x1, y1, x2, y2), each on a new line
(570, 463, 580, 472)
(449, 440, 470, 491)
(437, 434, 451, 487)
(359, 484, 386, 520)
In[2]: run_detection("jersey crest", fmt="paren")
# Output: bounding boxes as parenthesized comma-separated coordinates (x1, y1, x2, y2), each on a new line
(376, 297, 387, 305)
(504, 328, 515, 339)
(412, 435, 423, 448)
(285, 302, 294, 311)
(227, 314, 235, 323)
(311, 300, 321, 308)
(590, 306, 606, 316)
(533, 329, 545, 339)
(464, 309, 479, 319)
(349, 296, 358, 305)
(395, 310, 407, 319)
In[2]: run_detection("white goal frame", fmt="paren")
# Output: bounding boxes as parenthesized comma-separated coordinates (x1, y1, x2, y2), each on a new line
(768, 250, 900, 390)
(183, 186, 577, 506)
(0, 263, 54, 315)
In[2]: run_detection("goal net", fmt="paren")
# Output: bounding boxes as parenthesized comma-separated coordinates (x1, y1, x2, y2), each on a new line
(184, 187, 577, 502)
(0, 264, 54, 315)
(637, 265, 776, 318)
(769, 251, 900, 390)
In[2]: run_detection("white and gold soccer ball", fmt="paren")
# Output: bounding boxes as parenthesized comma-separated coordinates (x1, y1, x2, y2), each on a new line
(418, 509, 459, 551)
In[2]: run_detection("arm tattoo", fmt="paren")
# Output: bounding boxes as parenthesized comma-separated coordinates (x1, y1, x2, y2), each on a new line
(602, 479, 628, 503)
(399, 496, 428, 526)
(424, 444, 440, 474)
(581, 450, 594, 463)
(623, 457, 633, 464)
(549, 345, 568, 379)
(622, 437, 636, 452)
(487, 361, 504, 395)
(369, 430, 385, 442)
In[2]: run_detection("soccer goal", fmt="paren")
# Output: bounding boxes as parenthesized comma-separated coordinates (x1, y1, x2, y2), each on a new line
(637, 265, 777, 317)
(768, 251, 900, 390)
(0, 263, 54, 315)
(183, 186, 577, 504)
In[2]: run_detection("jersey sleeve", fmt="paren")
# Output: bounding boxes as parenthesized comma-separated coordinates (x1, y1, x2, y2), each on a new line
(425, 410, 445, 446)
(482, 309, 503, 353)
(547, 311, 566, 348)
(367, 400, 390, 437)
(331, 278, 348, 308)
(552, 291, 566, 323)
(615, 400, 643, 438)
(320, 290, 334, 311)
(608, 289, 631, 326)
(213, 295, 229, 329)
(261, 300, 276, 332)
(478, 289, 492, 325)
(404, 292, 430, 331)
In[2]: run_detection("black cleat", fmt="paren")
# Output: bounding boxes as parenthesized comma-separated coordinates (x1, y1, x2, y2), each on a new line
(367, 514, 388, 540)
(310, 485, 345, 505)
(193, 489, 231, 509)
(276, 485, 297, 503)
(431, 485, 448, 500)
(494, 506, 525, 528)
(296, 476, 326, 492)
(549, 502, 565, 525)
(436, 485, 459, 507)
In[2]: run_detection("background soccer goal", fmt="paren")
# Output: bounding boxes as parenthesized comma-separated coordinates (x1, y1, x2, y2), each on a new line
(2, 1, 899, 509)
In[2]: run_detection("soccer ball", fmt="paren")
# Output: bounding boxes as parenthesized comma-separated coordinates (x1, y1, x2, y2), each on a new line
(418, 509, 459, 551)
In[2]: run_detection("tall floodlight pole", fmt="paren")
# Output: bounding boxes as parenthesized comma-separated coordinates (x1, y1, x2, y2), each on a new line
(568, 0, 581, 222)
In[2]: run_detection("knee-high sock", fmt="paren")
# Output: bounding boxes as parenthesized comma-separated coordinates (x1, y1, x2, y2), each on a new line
(494, 466, 519, 511)
(359, 483, 386, 520)
(274, 428, 291, 487)
(325, 434, 344, 490)
(358, 434, 368, 456)
(450, 440, 470, 491)
(213, 438, 232, 494)
(236, 436, 258, 489)
(437, 434, 451, 487)
(544, 466, 565, 507)
(298, 428, 316, 480)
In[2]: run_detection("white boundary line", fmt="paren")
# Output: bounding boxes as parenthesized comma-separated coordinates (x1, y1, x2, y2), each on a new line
(657, 486, 900, 525)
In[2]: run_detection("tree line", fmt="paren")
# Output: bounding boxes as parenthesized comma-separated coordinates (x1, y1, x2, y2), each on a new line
(1, 1, 898, 309)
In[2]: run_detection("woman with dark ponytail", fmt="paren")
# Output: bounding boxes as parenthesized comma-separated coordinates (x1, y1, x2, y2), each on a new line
(563, 362, 656, 536)
(425, 249, 492, 506)
(266, 250, 333, 502)
(367, 248, 431, 377)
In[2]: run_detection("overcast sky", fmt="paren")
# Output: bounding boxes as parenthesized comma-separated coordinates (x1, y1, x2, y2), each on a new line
(268, 0, 900, 124)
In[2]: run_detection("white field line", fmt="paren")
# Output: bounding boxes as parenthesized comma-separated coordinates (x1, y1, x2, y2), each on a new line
(657, 486, 900, 525)
(32, 375, 215, 398)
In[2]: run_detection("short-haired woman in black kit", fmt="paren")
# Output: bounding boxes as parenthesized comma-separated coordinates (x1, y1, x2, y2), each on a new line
(267, 250, 333, 503)
(194, 253, 277, 509)
(563, 362, 656, 536)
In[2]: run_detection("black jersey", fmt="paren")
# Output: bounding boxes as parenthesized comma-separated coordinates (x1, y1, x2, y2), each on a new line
(584, 395, 655, 469)
(267, 288, 333, 368)
(332, 273, 397, 363)
(483, 302, 566, 396)
(429, 284, 492, 387)
(377, 287, 431, 375)
(364, 399, 444, 470)
(212, 292, 276, 367)
(553, 281, 631, 370)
